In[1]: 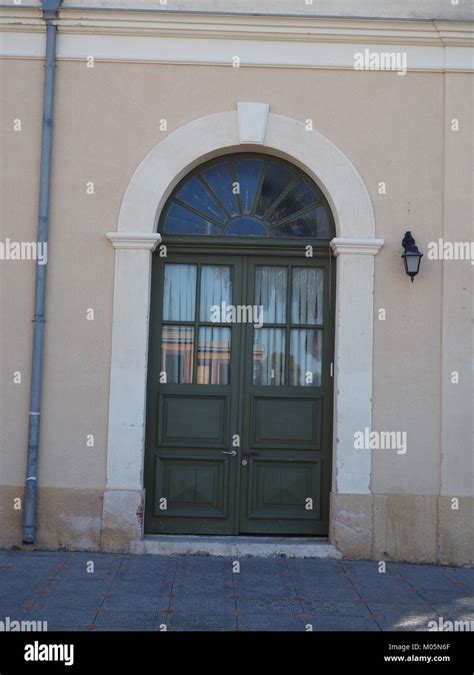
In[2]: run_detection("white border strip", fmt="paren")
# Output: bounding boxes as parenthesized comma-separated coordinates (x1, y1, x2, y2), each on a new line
(0, 10, 472, 72)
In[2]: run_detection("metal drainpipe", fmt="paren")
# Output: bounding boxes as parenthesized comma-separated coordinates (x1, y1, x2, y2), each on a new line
(23, 0, 62, 544)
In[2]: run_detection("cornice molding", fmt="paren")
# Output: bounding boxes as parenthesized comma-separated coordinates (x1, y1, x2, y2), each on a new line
(106, 232, 162, 250)
(0, 8, 473, 46)
(0, 9, 472, 71)
(0, 8, 44, 31)
(331, 238, 385, 256)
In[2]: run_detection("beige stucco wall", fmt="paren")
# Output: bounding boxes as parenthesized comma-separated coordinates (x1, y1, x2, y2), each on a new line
(0, 59, 42, 487)
(0, 54, 472, 560)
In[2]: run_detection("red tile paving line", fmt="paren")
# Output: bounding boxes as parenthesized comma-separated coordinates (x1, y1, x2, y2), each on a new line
(84, 555, 128, 631)
(159, 557, 179, 630)
(440, 567, 472, 593)
(22, 552, 73, 613)
(397, 566, 469, 614)
(337, 561, 383, 630)
(228, 559, 241, 631)
(284, 559, 312, 625)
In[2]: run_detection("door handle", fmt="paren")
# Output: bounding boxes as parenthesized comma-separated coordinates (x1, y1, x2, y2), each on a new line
(221, 450, 237, 456)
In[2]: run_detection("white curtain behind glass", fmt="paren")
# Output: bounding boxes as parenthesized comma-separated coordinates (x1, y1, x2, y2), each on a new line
(289, 329, 322, 386)
(253, 328, 285, 386)
(253, 267, 287, 385)
(289, 268, 323, 386)
(163, 264, 197, 321)
(200, 266, 232, 322)
(291, 268, 323, 325)
(255, 266, 287, 324)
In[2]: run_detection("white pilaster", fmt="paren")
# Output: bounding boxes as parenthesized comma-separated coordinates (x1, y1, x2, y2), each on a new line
(105, 232, 161, 490)
(331, 237, 384, 494)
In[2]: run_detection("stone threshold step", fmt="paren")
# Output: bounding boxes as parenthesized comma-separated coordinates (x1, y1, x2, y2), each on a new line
(131, 535, 342, 559)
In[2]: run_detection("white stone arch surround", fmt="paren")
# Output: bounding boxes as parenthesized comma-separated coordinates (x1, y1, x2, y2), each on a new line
(118, 111, 375, 239)
(103, 107, 384, 552)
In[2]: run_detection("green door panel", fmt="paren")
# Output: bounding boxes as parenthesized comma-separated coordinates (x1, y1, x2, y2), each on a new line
(248, 459, 321, 519)
(155, 456, 229, 517)
(251, 396, 321, 448)
(158, 392, 229, 446)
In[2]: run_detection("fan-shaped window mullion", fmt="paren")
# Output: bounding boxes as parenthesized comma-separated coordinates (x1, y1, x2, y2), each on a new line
(202, 162, 239, 216)
(256, 162, 294, 217)
(197, 174, 232, 223)
(251, 159, 268, 217)
(172, 198, 224, 229)
(161, 153, 335, 239)
(261, 175, 299, 222)
(235, 158, 264, 215)
(268, 179, 321, 225)
(270, 199, 323, 228)
(229, 160, 243, 216)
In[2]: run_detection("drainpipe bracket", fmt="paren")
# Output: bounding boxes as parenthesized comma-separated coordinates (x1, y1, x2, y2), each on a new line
(42, 0, 62, 20)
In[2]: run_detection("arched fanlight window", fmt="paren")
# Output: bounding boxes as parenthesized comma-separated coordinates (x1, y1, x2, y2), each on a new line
(161, 154, 334, 239)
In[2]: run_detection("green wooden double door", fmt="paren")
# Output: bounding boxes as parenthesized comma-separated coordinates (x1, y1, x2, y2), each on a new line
(145, 250, 335, 535)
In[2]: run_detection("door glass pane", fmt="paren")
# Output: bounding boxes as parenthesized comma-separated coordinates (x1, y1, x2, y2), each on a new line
(289, 329, 322, 386)
(161, 326, 194, 384)
(199, 266, 232, 322)
(291, 268, 324, 325)
(253, 329, 286, 386)
(255, 266, 287, 324)
(197, 327, 231, 384)
(163, 264, 197, 321)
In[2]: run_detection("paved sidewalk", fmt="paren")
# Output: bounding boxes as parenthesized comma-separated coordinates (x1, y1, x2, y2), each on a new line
(0, 551, 473, 631)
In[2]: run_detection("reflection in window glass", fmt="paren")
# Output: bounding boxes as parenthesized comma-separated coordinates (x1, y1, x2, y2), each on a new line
(235, 158, 263, 213)
(163, 264, 197, 321)
(202, 162, 239, 216)
(161, 155, 335, 239)
(197, 327, 231, 385)
(200, 266, 232, 322)
(161, 326, 194, 384)
(255, 266, 287, 324)
(289, 329, 322, 386)
(225, 217, 268, 237)
(267, 179, 319, 224)
(291, 268, 324, 325)
(164, 203, 221, 236)
(253, 329, 285, 386)
(314, 205, 331, 239)
(270, 208, 320, 238)
(175, 176, 227, 223)
(256, 162, 294, 217)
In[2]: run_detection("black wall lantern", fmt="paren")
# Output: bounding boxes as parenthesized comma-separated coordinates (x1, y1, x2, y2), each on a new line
(402, 231, 423, 282)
